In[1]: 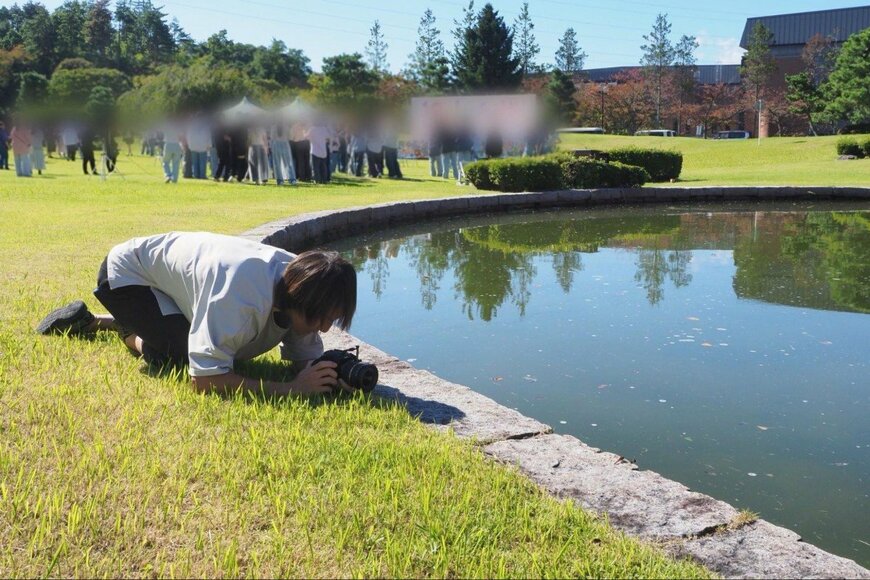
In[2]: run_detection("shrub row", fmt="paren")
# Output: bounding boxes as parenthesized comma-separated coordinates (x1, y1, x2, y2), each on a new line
(554, 153, 649, 188)
(836, 137, 870, 158)
(465, 154, 650, 192)
(607, 147, 683, 182)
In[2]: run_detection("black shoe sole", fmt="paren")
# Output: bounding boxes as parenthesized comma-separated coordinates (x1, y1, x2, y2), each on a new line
(36, 300, 95, 335)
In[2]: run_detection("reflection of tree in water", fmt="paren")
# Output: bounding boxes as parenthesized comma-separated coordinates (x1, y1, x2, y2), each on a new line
(406, 233, 452, 310)
(451, 231, 537, 321)
(633, 248, 694, 306)
(732, 211, 870, 313)
(552, 252, 583, 294)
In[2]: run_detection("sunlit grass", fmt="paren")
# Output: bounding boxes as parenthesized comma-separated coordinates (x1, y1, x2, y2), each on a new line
(0, 156, 710, 577)
(559, 133, 870, 186)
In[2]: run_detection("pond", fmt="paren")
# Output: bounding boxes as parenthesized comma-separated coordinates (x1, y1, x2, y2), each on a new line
(332, 202, 870, 565)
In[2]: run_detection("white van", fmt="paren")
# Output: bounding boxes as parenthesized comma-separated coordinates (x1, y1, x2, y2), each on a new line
(635, 129, 675, 137)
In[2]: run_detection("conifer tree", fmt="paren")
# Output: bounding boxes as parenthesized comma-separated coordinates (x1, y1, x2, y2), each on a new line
(512, 1, 539, 77)
(452, 3, 520, 91)
(366, 19, 388, 74)
(640, 13, 675, 127)
(740, 21, 776, 130)
(554, 28, 585, 74)
(406, 9, 449, 92)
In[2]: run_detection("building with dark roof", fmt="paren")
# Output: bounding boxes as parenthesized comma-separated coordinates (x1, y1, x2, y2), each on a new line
(583, 64, 741, 86)
(740, 5, 870, 57)
(740, 5, 870, 135)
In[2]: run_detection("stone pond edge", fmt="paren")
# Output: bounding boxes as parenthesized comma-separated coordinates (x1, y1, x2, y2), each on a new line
(240, 187, 870, 579)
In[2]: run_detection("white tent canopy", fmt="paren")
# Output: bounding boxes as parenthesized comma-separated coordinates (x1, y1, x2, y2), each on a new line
(280, 97, 316, 121)
(222, 96, 265, 121)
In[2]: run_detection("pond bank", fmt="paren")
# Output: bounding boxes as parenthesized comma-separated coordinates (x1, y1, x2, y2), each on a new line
(241, 187, 870, 578)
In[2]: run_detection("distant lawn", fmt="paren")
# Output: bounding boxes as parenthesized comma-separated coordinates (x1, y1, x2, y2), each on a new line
(0, 158, 710, 577)
(559, 133, 870, 186)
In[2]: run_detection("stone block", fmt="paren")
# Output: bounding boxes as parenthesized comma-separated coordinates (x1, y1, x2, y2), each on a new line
(557, 189, 593, 204)
(668, 520, 870, 579)
(485, 434, 739, 539)
(467, 194, 502, 213)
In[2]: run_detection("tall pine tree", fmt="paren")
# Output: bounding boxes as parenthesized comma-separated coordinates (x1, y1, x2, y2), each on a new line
(512, 2, 539, 77)
(740, 21, 776, 130)
(406, 9, 449, 92)
(640, 13, 675, 127)
(452, 3, 520, 91)
(365, 19, 388, 74)
(554, 28, 585, 74)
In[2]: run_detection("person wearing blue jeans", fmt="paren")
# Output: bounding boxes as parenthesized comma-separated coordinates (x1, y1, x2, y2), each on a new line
(162, 130, 184, 183)
(440, 128, 459, 180)
(189, 150, 207, 179)
(186, 118, 211, 179)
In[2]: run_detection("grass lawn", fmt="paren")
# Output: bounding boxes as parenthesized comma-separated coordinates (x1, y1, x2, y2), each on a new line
(0, 156, 711, 577)
(558, 133, 870, 186)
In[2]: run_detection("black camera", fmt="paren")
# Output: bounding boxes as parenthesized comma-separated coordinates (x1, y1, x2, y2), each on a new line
(313, 346, 379, 393)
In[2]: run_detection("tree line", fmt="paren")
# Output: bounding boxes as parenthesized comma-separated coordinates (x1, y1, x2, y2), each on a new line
(1, 0, 867, 134)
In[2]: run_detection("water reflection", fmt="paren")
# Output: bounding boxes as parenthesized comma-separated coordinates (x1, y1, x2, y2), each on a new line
(344, 210, 870, 315)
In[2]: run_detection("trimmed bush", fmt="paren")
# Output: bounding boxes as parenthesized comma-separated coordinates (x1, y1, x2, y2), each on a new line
(862, 138, 870, 158)
(464, 161, 494, 190)
(836, 137, 864, 158)
(487, 157, 564, 192)
(608, 147, 682, 181)
(465, 155, 650, 192)
(555, 154, 649, 188)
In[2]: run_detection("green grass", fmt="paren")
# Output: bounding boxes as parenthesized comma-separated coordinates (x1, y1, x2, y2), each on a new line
(559, 133, 870, 186)
(0, 156, 711, 577)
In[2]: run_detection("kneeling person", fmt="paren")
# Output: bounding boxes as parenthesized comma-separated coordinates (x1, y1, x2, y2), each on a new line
(37, 232, 357, 396)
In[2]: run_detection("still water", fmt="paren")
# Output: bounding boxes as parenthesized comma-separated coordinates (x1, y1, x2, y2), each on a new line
(333, 203, 870, 565)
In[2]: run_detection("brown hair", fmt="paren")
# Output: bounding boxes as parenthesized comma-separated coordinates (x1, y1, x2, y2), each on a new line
(278, 250, 357, 330)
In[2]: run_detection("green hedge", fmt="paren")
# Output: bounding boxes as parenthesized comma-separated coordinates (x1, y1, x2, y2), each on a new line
(836, 137, 865, 158)
(464, 155, 649, 191)
(488, 157, 564, 192)
(556, 154, 649, 188)
(864, 139, 870, 158)
(464, 161, 493, 190)
(607, 147, 682, 181)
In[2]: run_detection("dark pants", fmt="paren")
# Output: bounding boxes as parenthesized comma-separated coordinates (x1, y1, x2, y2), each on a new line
(66, 145, 77, 161)
(293, 140, 312, 182)
(0, 146, 8, 169)
(312, 155, 329, 184)
(82, 150, 96, 174)
(233, 156, 247, 182)
(353, 152, 365, 177)
(215, 157, 232, 181)
(367, 150, 383, 177)
(94, 258, 190, 368)
(384, 147, 402, 178)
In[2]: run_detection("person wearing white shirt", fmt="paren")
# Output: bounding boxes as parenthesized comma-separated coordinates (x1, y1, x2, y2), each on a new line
(186, 116, 212, 179)
(36, 232, 359, 397)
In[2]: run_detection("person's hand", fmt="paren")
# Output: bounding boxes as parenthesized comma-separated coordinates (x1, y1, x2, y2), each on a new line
(289, 360, 338, 395)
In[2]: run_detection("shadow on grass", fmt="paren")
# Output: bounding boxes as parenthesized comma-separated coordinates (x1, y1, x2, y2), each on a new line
(139, 355, 466, 424)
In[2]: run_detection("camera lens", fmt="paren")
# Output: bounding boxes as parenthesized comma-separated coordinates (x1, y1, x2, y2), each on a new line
(347, 362, 379, 393)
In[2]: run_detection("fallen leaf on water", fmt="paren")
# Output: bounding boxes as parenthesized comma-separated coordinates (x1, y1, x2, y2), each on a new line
(757, 425, 769, 431)
(492, 376, 504, 382)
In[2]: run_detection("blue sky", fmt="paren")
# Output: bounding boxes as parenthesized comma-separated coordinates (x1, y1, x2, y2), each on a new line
(35, 0, 870, 70)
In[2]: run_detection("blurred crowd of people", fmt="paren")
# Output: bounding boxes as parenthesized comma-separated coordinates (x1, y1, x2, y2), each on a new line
(140, 113, 407, 186)
(0, 118, 121, 178)
(0, 108, 556, 185)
